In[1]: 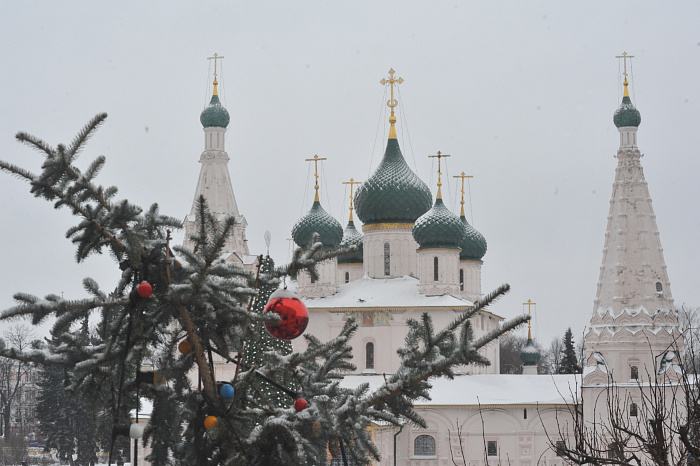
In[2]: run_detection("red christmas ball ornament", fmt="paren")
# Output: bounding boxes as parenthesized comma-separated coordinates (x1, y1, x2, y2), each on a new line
(294, 398, 308, 412)
(137, 281, 153, 298)
(264, 289, 309, 340)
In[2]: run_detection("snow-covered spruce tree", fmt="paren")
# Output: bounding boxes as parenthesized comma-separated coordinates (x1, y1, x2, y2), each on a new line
(558, 327, 581, 374)
(0, 114, 527, 465)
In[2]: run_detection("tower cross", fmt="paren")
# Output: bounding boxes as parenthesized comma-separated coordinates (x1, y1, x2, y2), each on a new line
(428, 151, 451, 199)
(523, 299, 536, 339)
(342, 178, 362, 221)
(305, 155, 327, 202)
(380, 68, 404, 115)
(207, 53, 225, 79)
(453, 172, 474, 217)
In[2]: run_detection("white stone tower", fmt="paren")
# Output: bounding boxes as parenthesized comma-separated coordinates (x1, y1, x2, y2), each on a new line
(583, 60, 682, 392)
(183, 60, 253, 268)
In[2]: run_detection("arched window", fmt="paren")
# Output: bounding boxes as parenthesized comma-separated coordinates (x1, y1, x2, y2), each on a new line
(345, 272, 349, 284)
(459, 269, 464, 291)
(384, 243, 390, 276)
(433, 257, 439, 281)
(630, 365, 639, 380)
(365, 342, 374, 369)
(630, 402, 638, 417)
(656, 282, 663, 293)
(414, 435, 436, 456)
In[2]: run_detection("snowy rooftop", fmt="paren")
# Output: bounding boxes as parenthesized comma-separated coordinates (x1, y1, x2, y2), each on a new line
(303, 275, 478, 311)
(340, 374, 580, 407)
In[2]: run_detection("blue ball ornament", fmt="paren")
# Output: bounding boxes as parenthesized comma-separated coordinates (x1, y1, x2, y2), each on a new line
(220, 383, 235, 400)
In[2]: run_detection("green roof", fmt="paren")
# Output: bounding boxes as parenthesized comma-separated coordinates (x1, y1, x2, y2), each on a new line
(412, 198, 465, 250)
(459, 215, 487, 261)
(613, 96, 641, 128)
(200, 94, 231, 128)
(355, 139, 432, 224)
(520, 338, 541, 366)
(292, 200, 343, 250)
(338, 220, 363, 264)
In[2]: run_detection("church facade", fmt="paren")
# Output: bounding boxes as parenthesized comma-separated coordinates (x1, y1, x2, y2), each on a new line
(133, 62, 683, 465)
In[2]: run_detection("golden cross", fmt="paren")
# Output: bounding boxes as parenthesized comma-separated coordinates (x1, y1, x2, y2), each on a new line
(305, 155, 327, 202)
(380, 68, 404, 115)
(428, 151, 451, 199)
(207, 53, 225, 79)
(615, 52, 634, 81)
(523, 299, 536, 338)
(342, 178, 362, 221)
(453, 172, 474, 217)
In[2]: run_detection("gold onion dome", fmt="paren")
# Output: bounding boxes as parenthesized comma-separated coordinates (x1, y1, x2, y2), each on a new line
(292, 201, 343, 250)
(412, 197, 465, 250)
(338, 220, 363, 264)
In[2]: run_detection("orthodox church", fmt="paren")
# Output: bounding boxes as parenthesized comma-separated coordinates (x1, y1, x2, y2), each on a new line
(133, 60, 683, 465)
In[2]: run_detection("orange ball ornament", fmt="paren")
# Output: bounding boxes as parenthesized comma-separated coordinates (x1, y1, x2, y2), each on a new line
(204, 416, 218, 429)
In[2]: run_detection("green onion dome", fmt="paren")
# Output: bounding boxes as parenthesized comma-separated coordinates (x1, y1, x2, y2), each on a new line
(292, 201, 343, 250)
(613, 95, 641, 128)
(412, 198, 465, 250)
(200, 94, 230, 128)
(520, 338, 541, 366)
(354, 139, 432, 224)
(459, 215, 487, 261)
(338, 220, 364, 264)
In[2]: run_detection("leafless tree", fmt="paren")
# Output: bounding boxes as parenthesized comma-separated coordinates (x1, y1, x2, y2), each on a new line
(0, 325, 37, 440)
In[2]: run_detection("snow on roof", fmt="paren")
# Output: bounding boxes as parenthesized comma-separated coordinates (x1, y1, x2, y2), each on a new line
(304, 275, 476, 311)
(339, 374, 579, 407)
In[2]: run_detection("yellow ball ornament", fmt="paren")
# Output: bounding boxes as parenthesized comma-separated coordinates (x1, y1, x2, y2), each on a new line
(204, 415, 218, 429)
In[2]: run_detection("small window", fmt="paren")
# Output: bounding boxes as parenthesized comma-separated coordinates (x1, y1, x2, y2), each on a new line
(384, 243, 390, 276)
(556, 441, 566, 457)
(656, 282, 663, 293)
(345, 272, 349, 284)
(433, 257, 439, 281)
(487, 440, 498, 457)
(414, 435, 436, 456)
(630, 365, 639, 380)
(459, 269, 464, 291)
(630, 402, 638, 417)
(366, 342, 374, 369)
(523, 408, 527, 419)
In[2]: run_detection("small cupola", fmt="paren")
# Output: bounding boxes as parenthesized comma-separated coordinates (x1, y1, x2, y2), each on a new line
(200, 77, 231, 128)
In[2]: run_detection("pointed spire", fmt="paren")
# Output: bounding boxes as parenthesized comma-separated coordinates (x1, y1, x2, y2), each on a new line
(380, 68, 404, 140)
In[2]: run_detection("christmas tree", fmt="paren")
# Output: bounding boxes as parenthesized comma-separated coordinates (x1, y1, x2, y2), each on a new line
(558, 327, 581, 374)
(0, 114, 527, 465)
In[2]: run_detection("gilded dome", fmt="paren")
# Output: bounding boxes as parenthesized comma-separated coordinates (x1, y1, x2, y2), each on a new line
(354, 139, 432, 224)
(338, 220, 363, 264)
(412, 198, 465, 250)
(292, 201, 343, 250)
(459, 215, 487, 261)
(200, 94, 231, 128)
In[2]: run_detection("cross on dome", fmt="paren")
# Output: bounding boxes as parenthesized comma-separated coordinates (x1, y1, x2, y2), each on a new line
(428, 151, 450, 199)
(380, 68, 404, 139)
(615, 51, 634, 96)
(207, 53, 225, 95)
(453, 172, 474, 217)
(305, 154, 327, 202)
(342, 178, 362, 222)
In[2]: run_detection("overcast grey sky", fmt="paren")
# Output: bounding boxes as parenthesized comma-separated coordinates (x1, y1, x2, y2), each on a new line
(1, 1, 698, 345)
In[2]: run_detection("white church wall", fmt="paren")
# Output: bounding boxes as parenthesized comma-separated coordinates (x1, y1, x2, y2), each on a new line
(363, 227, 418, 279)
